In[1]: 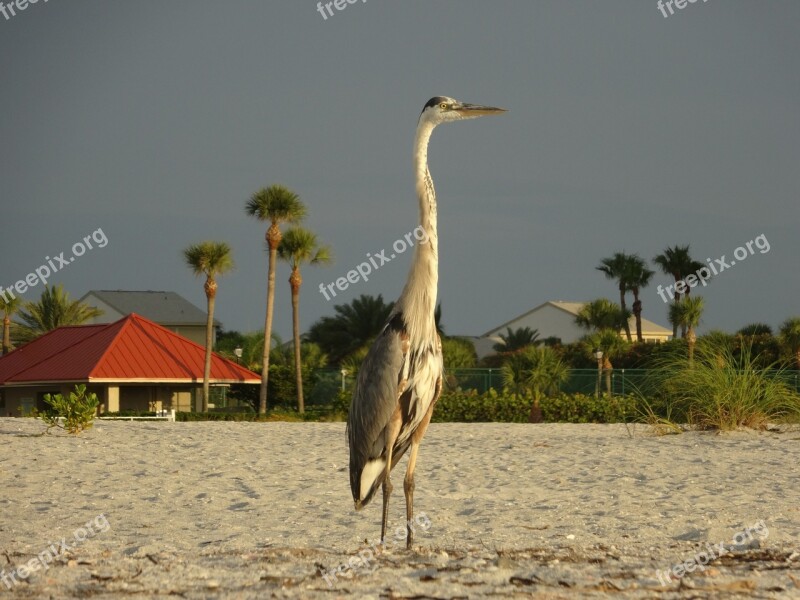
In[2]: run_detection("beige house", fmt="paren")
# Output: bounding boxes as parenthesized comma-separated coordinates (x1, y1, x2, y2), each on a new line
(469, 300, 672, 358)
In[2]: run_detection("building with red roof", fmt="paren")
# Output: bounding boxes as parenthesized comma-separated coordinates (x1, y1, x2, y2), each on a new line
(0, 313, 259, 416)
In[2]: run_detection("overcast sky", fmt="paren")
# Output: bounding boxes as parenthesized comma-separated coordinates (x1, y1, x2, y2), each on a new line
(1, 1, 798, 341)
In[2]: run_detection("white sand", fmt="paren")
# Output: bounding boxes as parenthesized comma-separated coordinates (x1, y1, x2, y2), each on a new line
(0, 419, 798, 598)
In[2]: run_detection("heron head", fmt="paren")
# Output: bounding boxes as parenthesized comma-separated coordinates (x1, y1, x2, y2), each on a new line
(419, 96, 507, 126)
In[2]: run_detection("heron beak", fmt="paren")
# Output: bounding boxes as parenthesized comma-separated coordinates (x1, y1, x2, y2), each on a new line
(453, 103, 507, 117)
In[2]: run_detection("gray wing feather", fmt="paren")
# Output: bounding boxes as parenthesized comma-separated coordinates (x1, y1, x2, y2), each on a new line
(347, 315, 407, 503)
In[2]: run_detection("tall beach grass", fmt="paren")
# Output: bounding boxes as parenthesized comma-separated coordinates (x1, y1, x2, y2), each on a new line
(641, 338, 800, 430)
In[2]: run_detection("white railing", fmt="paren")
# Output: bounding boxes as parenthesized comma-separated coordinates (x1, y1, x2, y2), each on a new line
(97, 409, 176, 422)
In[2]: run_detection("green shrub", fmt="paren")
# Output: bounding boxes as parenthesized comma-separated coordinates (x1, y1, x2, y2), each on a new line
(541, 392, 638, 423)
(430, 388, 639, 423)
(642, 340, 800, 430)
(42, 384, 99, 434)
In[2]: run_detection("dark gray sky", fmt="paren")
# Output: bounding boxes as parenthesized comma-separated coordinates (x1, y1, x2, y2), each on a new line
(1, 1, 798, 340)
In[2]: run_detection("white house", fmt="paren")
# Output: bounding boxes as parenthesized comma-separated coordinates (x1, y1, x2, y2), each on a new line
(469, 300, 672, 358)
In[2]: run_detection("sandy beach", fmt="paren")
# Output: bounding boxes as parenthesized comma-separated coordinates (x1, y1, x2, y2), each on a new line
(1, 419, 798, 599)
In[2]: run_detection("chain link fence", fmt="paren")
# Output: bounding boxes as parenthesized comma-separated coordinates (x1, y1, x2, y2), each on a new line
(317, 367, 800, 400)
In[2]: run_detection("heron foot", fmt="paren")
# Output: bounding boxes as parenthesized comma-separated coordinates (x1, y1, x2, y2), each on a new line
(404, 475, 415, 549)
(380, 477, 393, 543)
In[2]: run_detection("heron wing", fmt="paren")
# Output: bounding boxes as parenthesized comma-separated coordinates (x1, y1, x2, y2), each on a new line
(347, 312, 442, 507)
(347, 314, 407, 505)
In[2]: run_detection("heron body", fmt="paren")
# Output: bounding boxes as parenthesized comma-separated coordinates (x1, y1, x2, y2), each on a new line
(347, 96, 505, 548)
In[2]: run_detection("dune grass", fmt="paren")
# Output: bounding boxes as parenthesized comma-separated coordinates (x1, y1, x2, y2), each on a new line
(641, 339, 800, 431)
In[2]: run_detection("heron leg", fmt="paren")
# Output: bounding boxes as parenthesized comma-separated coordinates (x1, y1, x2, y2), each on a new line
(404, 377, 441, 549)
(380, 409, 403, 543)
(381, 477, 392, 543)
(403, 442, 419, 549)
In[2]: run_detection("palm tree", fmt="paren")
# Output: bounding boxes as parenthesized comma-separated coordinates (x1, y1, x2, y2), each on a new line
(575, 298, 630, 334)
(597, 253, 634, 341)
(15, 285, 103, 343)
(0, 295, 21, 354)
(582, 329, 629, 396)
(597, 252, 655, 343)
(778, 317, 800, 370)
(575, 299, 630, 395)
(627, 256, 655, 343)
(653, 245, 705, 338)
(183, 241, 234, 412)
(501, 346, 570, 422)
(245, 185, 307, 414)
(492, 326, 540, 353)
(669, 296, 705, 363)
(307, 294, 395, 365)
(277, 226, 332, 413)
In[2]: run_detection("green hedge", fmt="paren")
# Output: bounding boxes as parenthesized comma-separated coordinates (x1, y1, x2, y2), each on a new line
(169, 391, 642, 423)
(541, 392, 638, 423)
(429, 389, 639, 423)
(432, 389, 530, 423)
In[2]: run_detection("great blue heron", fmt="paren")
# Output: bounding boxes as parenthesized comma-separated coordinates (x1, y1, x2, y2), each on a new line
(347, 96, 506, 548)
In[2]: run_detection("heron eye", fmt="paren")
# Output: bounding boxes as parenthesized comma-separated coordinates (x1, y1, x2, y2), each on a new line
(439, 102, 448, 109)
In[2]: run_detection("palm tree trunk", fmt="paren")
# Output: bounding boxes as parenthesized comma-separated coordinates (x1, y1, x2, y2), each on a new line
(3, 314, 11, 355)
(259, 225, 281, 414)
(604, 358, 613, 396)
(632, 293, 643, 343)
(795, 349, 800, 371)
(203, 281, 216, 413)
(529, 393, 543, 423)
(679, 282, 688, 339)
(687, 327, 696, 365)
(290, 268, 304, 413)
(672, 277, 680, 338)
(596, 357, 602, 398)
(619, 285, 632, 342)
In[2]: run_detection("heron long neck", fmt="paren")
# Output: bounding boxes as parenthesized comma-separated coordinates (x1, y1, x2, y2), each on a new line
(395, 120, 439, 343)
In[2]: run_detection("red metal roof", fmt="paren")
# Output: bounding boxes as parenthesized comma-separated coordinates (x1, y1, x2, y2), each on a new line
(0, 314, 260, 385)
